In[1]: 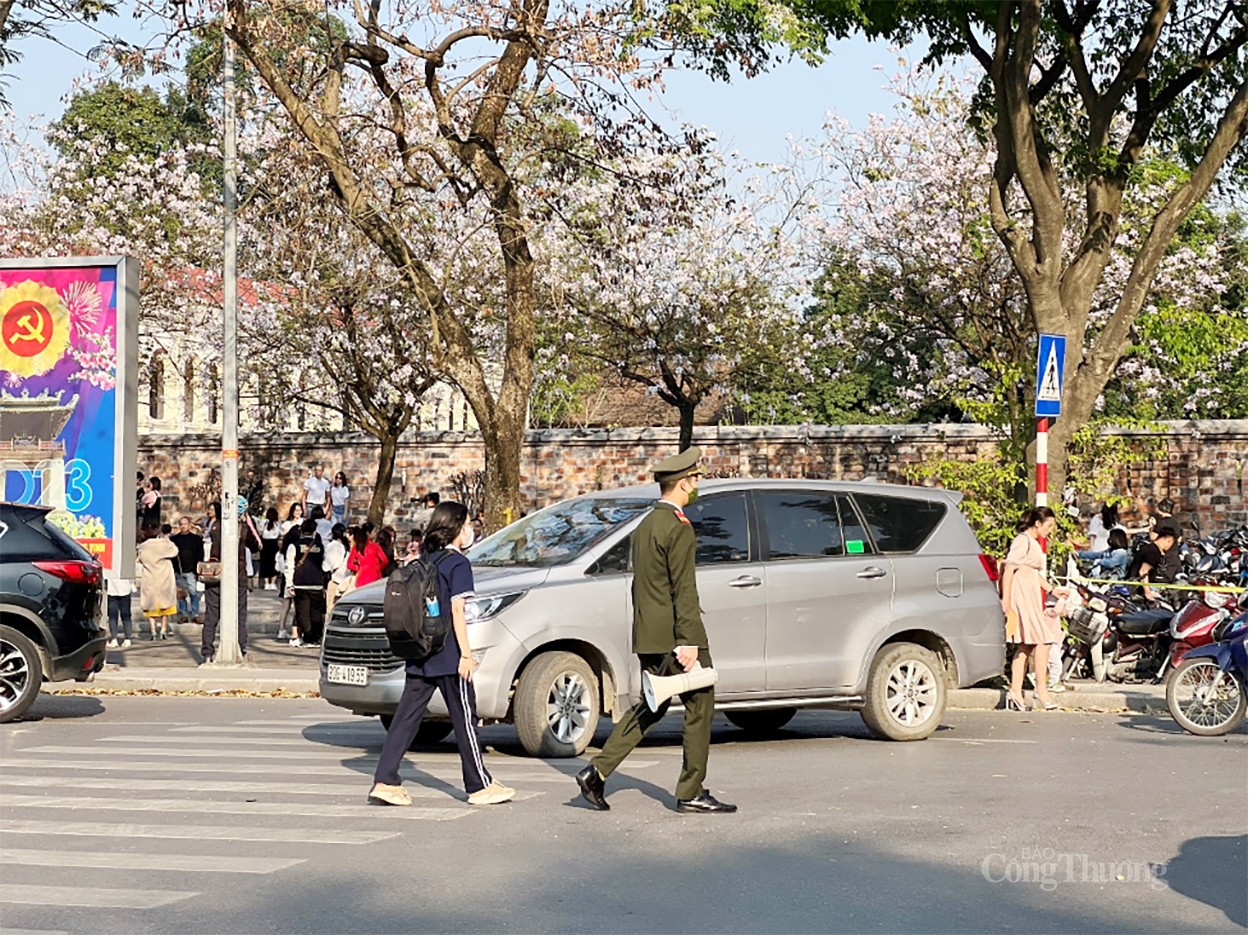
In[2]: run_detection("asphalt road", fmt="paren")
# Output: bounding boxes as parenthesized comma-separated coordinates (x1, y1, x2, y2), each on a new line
(0, 695, 1245, 935)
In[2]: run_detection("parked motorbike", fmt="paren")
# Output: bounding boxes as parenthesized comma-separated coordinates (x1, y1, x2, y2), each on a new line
(1059, 579, 1169, 683)
(1167, 591, 1241, 670)
(1165, 611, 1247, 736)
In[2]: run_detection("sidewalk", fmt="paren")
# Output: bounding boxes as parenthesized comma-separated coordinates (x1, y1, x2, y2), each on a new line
(61, 586, 323, 694)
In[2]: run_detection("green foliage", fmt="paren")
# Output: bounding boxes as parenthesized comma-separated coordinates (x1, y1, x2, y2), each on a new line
(52, 81, 212, 179)
(901, 455, 1026, 557)
(731, 253, 963, 426)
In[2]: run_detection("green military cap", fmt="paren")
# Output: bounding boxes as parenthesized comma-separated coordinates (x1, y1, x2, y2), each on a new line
(652, 446, 704, 483)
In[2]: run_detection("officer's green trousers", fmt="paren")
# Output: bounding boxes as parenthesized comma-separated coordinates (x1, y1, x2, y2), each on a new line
(592, 649, 714, 801)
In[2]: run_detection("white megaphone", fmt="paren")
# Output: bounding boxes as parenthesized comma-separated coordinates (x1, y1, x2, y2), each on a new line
(642, 661, 719, 712)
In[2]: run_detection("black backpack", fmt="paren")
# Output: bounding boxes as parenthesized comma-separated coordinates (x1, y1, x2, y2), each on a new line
(382, 552, 450, 661)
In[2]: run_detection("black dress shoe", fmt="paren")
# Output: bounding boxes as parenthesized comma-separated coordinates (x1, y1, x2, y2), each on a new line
(676, 791, 737, 814)
(575, 765, 609, 811)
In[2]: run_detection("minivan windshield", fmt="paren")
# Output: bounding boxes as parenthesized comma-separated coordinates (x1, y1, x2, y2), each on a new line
(469, 497, 651, 568)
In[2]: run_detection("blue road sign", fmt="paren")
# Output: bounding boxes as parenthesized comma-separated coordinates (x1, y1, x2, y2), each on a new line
(1035, 334, 1065, 418)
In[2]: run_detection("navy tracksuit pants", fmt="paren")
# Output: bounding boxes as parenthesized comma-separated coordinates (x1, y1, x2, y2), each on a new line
(374, 673, 493, 794)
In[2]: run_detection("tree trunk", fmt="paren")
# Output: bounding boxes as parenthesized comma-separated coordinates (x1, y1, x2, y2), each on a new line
(367, 431, 399, 527)
(481, 416, 524, 530)
(677, 402, 697, 453)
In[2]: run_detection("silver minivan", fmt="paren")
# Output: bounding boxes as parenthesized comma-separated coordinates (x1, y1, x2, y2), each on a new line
(319, 479, 1005, 755)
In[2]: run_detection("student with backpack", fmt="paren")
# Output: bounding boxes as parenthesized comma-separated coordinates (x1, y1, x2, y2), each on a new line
(368, 502, 514, 807)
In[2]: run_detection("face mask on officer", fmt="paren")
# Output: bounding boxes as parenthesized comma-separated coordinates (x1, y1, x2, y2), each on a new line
(684, 474, 701, 505)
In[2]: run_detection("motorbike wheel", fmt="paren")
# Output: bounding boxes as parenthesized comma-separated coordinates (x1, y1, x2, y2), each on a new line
(1090, 641, 1108, 683)
(1165, 658, 1248, 737)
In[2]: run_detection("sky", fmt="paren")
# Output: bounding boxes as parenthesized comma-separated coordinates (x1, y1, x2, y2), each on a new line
(3, 12, 922, 172)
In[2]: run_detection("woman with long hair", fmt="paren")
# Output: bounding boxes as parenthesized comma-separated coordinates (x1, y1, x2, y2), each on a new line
(260, 506, 282, 590)
(369, 502, 514, 807)
(1001, 507, 1069, 711)
(330, 471, 350, 525)
(347, 525, 390, 588)
(324, 522, 355, 616)
(276, 502, 305, 639)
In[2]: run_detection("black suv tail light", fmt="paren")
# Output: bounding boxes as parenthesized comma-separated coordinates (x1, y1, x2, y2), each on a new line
(978, 554, 1000, 583)
(33, 560, 101, 586)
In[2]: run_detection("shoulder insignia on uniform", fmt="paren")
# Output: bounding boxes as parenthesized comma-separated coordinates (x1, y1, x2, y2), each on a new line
(675, 512, 691, 525)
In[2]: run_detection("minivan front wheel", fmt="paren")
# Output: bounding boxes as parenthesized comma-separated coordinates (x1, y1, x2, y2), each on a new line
(860, 642, 946, 741)
(514, 651, 600, 757)
(0, 625, 42, 724)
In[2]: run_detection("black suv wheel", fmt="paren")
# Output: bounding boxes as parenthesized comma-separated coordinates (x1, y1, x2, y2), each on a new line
(0, 625, 43, 723)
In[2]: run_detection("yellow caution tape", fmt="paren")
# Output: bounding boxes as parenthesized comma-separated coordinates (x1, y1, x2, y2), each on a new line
(1060, 574, 1246, 594)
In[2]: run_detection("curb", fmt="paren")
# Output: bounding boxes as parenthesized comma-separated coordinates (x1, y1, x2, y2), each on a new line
(948, 687, 1165, 714)
(46, 668, 320, 696)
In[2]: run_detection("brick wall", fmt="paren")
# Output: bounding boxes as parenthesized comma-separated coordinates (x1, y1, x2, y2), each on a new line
(140, 420, 1247, 532)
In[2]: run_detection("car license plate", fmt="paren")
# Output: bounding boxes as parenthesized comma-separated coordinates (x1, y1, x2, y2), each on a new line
(327, 664, 368, 686)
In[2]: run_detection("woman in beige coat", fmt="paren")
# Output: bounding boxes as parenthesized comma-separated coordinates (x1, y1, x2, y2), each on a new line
(1001, 507, 1069, 712)
(136, 523, 179, 640)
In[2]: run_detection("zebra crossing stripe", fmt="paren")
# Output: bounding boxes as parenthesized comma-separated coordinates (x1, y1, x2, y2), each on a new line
(0, 795, 477, 820)
(23, 746, 375, 760)
(97, 735, 340, 746)
(0, 820, 400, 845)
(0, 884, 197, 909)
(0, 758, 598, 784)
(1, 775, 465, 799)
(0, 849, 303, 874)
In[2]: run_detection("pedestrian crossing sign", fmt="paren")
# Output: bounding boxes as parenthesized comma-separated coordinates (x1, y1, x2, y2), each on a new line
(1035, 334, 1065, 417)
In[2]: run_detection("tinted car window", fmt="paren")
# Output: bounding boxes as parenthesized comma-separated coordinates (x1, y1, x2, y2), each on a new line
(0, 508, 68, 560)
(588, 537, 631, 576)
(759, 491, 845, 560)
(854, 494, 947, 553)
(687, 494, 750, 565)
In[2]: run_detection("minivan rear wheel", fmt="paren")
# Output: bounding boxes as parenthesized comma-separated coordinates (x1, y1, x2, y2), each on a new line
(725, 708, 796, 735)
(0, 625, 42, 724)
(860, 642, 946, 741)
(377, 714, 454, 748)
(514, 651, 600, 758)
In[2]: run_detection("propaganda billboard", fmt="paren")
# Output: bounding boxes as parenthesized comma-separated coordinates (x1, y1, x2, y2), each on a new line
(0, 257, 139, 576)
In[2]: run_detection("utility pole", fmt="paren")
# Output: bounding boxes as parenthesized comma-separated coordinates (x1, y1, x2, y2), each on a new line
(218, 21, 242, 664)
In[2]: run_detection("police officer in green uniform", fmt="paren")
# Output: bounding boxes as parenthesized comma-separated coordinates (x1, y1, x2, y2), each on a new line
(575, 447, 737, 814)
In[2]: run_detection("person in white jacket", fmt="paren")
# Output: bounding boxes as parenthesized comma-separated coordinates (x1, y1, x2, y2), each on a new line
(106, 575, 134, 648)
(323, 523, 355, 616)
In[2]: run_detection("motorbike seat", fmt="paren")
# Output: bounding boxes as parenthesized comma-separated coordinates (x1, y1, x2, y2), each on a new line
(1118, 608, 1174, 636)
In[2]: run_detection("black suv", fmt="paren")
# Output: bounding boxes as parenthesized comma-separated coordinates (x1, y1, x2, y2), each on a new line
(1, 502, 107, 722)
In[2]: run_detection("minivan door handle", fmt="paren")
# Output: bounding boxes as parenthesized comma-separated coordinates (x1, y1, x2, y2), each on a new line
(856, 566, 888, 580)
(728, 575, 762, 588)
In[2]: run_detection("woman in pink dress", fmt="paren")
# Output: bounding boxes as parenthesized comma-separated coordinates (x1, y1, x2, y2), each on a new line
(1001, 507, 1068, 711)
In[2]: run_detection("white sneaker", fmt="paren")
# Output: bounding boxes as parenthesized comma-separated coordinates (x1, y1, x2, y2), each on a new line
(467, 781, 515, 806)
(289, 637, 303, 647)
(367, 783, 412, 807)
(106, 638, 119, 649)
(121, 639, 132, 648)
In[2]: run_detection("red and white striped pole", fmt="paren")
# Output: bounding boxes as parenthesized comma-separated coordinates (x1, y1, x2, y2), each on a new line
(1036, 416, 1049, 507)
(1037, 416, 1049, 561)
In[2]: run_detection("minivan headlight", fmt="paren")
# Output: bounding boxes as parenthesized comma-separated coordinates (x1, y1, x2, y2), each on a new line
(464, 591, 526, 623)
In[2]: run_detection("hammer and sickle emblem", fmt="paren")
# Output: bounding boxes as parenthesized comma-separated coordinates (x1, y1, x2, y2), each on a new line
(10, 313, 45, 345)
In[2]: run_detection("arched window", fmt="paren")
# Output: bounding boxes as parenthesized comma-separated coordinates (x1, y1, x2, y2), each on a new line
(149, 356, 166, 420)
(183, 360, 195, 423)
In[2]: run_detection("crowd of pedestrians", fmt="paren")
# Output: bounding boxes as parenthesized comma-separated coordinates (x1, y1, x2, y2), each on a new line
(107, 463, 460, 663)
